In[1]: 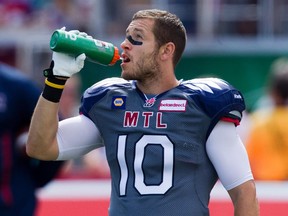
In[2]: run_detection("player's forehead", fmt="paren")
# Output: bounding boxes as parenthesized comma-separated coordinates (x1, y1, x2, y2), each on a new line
(125, 18, 154, 36)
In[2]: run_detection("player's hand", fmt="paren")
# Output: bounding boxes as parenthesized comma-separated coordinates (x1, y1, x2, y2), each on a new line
(51, 51, 86, 78)
(61, 26, 93, 39)
(44, 27, 87, 78)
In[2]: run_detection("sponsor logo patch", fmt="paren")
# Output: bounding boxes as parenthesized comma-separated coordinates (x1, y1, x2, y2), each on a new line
(111, 96, 126, 109)
(159, 99, 187, 112)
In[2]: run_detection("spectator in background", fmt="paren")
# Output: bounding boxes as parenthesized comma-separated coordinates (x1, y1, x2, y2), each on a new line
(0, 0, 32, 28)
(0, 0, 96, 33)
(0, 62, 63, 216)
(28, 0, 96, 32)
(246, 57, 288, 180)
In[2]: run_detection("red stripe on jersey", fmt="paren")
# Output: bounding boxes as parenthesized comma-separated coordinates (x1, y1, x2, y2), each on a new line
(221, 117, 240, 126)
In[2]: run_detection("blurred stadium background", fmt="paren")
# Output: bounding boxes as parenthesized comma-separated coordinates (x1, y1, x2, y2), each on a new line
(1, 0, 288, 215)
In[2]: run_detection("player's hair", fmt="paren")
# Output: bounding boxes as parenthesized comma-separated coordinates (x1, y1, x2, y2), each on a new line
(132, 9, 187, 68)
(269, 58, 288, 104)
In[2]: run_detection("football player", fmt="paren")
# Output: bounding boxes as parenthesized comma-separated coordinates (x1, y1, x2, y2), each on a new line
(27, 9, 259, 216)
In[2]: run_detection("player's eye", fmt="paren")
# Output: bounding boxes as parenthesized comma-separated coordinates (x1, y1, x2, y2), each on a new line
(135, 34, 143, 40)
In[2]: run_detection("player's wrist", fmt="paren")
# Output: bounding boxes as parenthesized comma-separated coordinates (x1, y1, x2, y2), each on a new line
(42, 77, 67, 103)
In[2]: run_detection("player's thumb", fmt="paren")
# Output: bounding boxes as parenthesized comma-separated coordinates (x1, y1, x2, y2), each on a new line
(75, 53, 86, 70)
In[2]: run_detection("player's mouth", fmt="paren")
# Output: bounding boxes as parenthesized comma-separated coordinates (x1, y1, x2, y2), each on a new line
(121, 53, 131, 64)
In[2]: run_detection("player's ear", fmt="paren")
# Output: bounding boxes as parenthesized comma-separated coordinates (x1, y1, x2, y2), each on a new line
(159, 42, 175, 61)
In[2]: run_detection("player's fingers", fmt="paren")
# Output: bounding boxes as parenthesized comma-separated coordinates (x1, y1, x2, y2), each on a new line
(69, 30, 80, 35)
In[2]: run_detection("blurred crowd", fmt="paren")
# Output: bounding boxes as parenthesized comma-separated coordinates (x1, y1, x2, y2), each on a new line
(0, 0, 266, 37)
(0, 0, 97, 32)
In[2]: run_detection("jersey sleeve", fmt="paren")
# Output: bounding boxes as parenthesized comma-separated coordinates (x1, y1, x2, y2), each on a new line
(206, 121, 253, 190)
(181, 78, 246, 137)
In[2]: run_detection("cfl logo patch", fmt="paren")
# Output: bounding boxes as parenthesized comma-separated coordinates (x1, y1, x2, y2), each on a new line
(111, 96, 126, 109)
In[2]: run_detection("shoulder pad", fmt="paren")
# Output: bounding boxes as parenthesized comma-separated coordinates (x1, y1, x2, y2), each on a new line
(182, 78, 232, 96)
(85, 77, 131, 96)
(80, 77, 131, 116)
(180, 77, 245, 121)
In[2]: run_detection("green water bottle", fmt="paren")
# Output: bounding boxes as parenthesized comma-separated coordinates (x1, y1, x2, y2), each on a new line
(49, 29, 120, 66)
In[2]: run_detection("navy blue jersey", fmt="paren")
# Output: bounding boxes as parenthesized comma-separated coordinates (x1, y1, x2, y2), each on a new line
(0, 63, 63, 216)
(80, 77, 245, 216)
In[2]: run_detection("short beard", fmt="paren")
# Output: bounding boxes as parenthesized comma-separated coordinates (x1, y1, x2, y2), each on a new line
(122, 50, 160, 82)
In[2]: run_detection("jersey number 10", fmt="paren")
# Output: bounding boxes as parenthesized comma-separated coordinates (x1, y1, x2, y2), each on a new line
(117, 134, 174, 196)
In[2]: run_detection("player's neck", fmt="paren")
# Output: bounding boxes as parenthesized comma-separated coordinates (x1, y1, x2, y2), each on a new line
(137, 76, 179, 95)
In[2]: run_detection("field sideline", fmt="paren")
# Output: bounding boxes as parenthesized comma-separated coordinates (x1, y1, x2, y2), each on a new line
(36, 180, 288, 216)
